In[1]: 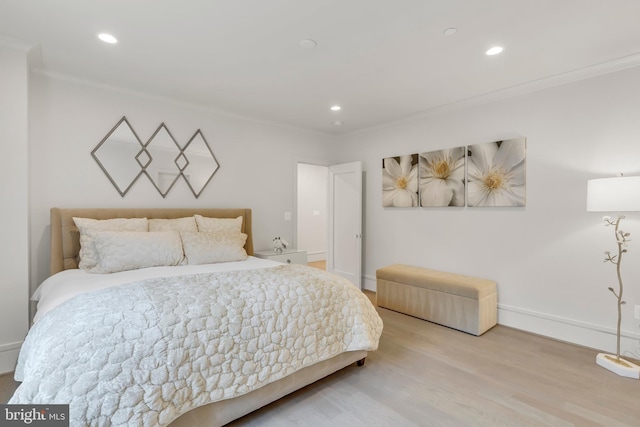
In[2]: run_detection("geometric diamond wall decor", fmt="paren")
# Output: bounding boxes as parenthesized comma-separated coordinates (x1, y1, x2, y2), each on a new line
(92, 116, 145, 197)
(143, 123, 182, 198)
(93, 117, 220, 198)
(181, 129, 220, 198)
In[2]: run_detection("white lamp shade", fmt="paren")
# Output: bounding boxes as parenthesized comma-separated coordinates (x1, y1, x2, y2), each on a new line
(587, 176, 640, 212)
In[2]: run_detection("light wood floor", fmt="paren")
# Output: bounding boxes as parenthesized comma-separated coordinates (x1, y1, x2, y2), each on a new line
(307, 260, 326, 270)
(3, 299, 639, 426)
(224, 306, 640, 426)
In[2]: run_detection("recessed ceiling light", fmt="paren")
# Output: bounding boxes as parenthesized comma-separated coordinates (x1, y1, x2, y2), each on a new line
(486, 46, 503, 56)
(299, 39, 317, 49)
(98, 33, 118, 44)
(330, 105, 341, 111)
(443, 28, 457, 36)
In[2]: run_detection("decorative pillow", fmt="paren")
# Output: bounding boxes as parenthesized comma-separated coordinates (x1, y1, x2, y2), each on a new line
(73, 217, 149, 270)
(194, 215, 243, 233)
(149, 217, 197, 232)
(180, 231, 248, 265)
(90, 231, 184, 273)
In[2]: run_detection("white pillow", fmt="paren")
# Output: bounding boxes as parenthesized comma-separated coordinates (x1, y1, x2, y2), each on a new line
(180, 231, 248, 265)
(90, 231, 184, 273)
(149, 217, 197, 232)
(194, 215, 243, 232)
(73, 217, 149, 270)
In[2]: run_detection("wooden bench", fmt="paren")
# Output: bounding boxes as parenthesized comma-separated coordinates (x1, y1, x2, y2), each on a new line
(376, 264, 497, 336)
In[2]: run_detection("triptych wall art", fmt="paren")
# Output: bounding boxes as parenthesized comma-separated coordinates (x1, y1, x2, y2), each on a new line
(382, 137, 526, 207)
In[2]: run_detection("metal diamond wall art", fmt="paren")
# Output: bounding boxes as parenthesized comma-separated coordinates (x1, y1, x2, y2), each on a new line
(92, 117, 145, 197)
(93, 117, 220, 198)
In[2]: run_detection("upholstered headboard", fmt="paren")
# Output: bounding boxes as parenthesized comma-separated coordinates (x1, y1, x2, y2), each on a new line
(50, 208, 254, 275)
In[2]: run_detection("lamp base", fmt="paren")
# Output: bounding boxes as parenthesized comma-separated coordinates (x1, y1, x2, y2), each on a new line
(596, 353, 640, 379)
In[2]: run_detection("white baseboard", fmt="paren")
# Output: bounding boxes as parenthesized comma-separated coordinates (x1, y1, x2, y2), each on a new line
(498, 304, 640, 357)
(363, 274, 376, 292)
(306, 251, 326, 263)
(362, 273, 640, 356)
(0, 341, 22, 375)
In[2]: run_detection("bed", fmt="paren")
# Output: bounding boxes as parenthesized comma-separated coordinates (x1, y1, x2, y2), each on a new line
(10, 208, 383, 426)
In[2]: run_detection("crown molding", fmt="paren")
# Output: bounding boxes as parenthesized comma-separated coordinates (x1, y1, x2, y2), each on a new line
(345, 52, 640, 137)
(0, 33, 36, 52)
(32, 69, 334, 139)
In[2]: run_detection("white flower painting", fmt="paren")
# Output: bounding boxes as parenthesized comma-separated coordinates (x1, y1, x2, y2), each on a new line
(382, 154, 419, 207)
(419, 147, 465, 207)
(466, 138, 526, 207)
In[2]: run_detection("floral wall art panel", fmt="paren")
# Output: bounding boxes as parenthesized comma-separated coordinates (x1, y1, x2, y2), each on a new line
(418, 147, 466, 207)
(466, 137, 526, 207)
(382, 154, 419, 207)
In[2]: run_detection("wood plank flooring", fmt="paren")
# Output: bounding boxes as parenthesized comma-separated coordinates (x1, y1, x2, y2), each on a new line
(224, 307, 640, 426)
(0, 373, 19, 404)
(307, 260, 326, 270)
(3, 296, 639, 426)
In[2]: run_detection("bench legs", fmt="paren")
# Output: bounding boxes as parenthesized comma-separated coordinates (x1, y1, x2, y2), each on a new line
(356, 358, 366, 367)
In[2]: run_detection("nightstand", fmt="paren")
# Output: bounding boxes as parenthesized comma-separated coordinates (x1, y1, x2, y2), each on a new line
(254, 249, 308, 265)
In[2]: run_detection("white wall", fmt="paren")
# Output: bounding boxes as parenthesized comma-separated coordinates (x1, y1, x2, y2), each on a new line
(0, 43, 30, 374)
(28, 75, 334, 297)
(336, 66, 640, 357)
(297, 163, 328, 261)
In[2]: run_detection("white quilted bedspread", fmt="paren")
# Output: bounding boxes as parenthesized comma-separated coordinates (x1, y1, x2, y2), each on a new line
(10, 265, 383, 426)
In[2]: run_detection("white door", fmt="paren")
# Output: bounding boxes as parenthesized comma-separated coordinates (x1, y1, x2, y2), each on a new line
(327, 161, 362, 288)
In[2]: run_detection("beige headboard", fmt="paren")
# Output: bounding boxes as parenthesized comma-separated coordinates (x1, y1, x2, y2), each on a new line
(50, 207, 254, 275)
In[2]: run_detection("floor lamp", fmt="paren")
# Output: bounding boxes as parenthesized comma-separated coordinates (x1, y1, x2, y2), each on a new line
(587, 175, 640, 379)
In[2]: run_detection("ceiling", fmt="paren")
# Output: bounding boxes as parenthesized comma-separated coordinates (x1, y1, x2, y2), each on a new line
(2, 0, 640, 136)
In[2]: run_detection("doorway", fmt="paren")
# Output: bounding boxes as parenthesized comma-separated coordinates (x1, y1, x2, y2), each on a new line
(296, 163, 328, 266)
(295, 161, 363, 288)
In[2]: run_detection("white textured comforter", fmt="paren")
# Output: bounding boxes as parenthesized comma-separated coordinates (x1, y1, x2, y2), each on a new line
(11, 264, 383, 426)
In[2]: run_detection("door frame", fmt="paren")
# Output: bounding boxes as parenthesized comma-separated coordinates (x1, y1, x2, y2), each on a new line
(293, 158, 363, 288)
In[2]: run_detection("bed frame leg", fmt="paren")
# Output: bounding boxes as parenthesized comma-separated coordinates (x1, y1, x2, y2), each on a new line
(356, 358, 366, 366)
